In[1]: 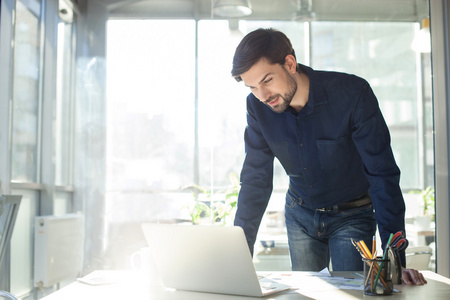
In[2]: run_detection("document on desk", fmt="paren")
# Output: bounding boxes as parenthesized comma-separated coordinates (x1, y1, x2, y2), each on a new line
(77, 271, 136, 286)
(260, 268, 364, 294)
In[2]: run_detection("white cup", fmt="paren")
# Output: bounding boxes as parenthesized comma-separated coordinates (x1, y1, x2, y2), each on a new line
(130, 247, 163, 286)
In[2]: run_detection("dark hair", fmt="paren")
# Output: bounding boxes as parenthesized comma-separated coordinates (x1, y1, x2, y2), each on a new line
(231, 28, 296, 82)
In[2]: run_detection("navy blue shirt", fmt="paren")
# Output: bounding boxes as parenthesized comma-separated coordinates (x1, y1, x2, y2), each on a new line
(234, 64, 406, 256)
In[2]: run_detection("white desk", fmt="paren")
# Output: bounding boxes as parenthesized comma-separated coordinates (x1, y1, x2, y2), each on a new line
(41, 270, 450, 300)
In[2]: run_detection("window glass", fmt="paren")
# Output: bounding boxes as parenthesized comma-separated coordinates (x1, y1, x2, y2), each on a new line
(54, 191, 72, 215)
(55, 18, 75, 186)
(105, 2, 433, 270)
(10, 189, 39, 296)
(106, 20, 196, 221)
(197, 20, 307, 190)
(197, 20, 248, 189)
(311, 22, 427, 189)
(11, 0, 42, 182)
(106, 18, 432, 215)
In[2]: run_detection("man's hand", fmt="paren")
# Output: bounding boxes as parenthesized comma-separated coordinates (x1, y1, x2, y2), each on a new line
(401, 267, 427, 285)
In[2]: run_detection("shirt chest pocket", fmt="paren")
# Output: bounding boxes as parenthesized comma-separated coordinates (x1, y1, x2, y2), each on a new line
(316, 135, 353, 170)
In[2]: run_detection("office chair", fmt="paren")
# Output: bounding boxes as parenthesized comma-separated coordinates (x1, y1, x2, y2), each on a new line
(0, 290, 18, 300)
(405, 246, 433, 270)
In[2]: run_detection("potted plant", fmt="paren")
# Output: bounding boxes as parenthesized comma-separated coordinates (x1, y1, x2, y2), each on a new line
(211, 173, 239, 225)
(182, 173, 240, 225)
(409, 186, 435, 230)
(182, 184, 211, 225)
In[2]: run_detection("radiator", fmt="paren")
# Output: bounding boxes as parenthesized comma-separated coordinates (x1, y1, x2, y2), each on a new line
(34, 214, 84, 287)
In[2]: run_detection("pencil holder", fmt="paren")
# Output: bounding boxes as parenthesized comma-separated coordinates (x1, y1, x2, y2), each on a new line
(387, 246, 402, 284)
(362, 257, 393, 296)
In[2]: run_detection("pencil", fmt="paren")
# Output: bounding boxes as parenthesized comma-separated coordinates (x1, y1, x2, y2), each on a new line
(371, 236, 376, 289)
(371, 250, 377, 289)
(365, 261, 374, 286)
(359, 240, 373, 259)
(372, 236, 376, 258)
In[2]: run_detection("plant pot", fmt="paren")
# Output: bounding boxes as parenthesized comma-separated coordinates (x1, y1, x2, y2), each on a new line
(415, 215, 432, 230)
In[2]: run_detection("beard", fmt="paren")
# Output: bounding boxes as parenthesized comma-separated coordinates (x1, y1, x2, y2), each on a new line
(264, 71, 297, 113)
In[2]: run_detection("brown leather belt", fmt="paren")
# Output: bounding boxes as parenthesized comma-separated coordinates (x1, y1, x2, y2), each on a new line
(316, 194, 372, 212)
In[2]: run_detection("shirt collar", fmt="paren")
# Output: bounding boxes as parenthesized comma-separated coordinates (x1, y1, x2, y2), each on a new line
(285, 64, 327, 116)
(298, 63, 328, 107)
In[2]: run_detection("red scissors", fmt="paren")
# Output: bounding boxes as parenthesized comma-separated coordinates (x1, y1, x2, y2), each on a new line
(389, 231, 408, 251)
(393, 238, 409, 251)
(391, 231, 403, 245)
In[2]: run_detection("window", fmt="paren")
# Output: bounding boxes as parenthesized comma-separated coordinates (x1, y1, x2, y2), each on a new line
(11, 0, 42, 183)
(7, 0, 77, 296)
(311, 21, 434, 189)
(106, 20, 197, 223)
(10, 0, 42, 295)
(106, 18, 433, 205)
(55, 13, 75, 187)
(10, 190, 39, 295)
(197, 20, 308, 190)
(106, 15, 433, 268)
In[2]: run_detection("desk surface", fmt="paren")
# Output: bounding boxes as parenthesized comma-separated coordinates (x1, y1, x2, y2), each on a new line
(41, 270, 450, 300)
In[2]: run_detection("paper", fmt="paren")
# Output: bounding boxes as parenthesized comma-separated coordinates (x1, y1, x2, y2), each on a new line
(259, 269, 364, 293)
(77, 271, 136, 286)
(318, 267, 332, 277)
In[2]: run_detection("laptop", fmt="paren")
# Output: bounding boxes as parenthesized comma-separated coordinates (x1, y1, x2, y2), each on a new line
(141, 223, 291, 297)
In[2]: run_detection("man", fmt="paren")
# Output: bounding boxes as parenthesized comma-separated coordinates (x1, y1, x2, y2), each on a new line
(232, 28, 426, 285)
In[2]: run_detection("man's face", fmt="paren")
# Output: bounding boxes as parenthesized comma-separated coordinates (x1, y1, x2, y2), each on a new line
(240, 58, 297, 113)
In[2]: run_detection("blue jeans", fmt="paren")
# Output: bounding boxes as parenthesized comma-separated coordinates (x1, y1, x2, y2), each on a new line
(285, 191, 376, 271)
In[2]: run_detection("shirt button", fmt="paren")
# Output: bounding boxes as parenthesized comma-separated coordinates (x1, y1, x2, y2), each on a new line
(300, 143, 304, 147)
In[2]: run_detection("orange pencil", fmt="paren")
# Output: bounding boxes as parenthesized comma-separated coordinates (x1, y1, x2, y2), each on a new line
(359, 240, 373, 259)
(372, 236, 376, 258)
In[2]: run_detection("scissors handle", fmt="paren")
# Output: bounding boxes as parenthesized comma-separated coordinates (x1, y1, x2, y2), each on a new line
(391, 231, 403, 245)
(393, 238, 408, 251)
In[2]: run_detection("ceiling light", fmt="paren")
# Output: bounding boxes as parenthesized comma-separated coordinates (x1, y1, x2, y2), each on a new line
(213, 0, 252, 18)
(293, 0, 316, 22)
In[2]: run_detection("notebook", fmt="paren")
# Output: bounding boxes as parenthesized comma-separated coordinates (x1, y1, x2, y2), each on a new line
(141, 223, 291, 297)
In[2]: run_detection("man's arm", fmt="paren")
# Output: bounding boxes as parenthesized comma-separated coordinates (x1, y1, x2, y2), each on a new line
(234, 182, 272, 255)
(350, 82, 406, 264)
(234, 96, 275, 255)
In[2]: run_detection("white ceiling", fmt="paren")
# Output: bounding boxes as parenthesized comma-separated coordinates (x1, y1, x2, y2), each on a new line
(96, 0, 429, 22)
